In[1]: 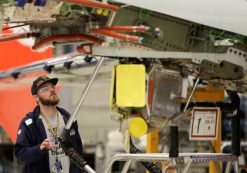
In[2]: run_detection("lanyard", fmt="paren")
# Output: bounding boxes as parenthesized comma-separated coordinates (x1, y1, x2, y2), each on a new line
(40, 111, 60, 143)
(41, 112, 64, 172)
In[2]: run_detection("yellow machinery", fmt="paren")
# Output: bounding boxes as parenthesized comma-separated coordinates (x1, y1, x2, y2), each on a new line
(109, 63, 238, 173)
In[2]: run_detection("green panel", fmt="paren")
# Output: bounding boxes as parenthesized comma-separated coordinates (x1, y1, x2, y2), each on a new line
(112, 6, 247, 53)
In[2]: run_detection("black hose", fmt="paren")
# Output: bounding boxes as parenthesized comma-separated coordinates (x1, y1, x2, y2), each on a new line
(59, 129, 88, 172)
(169, 126, 179, 158)
(231, 112, 241, 156)
(63, 147, 88, 171)
(129, 138, 162, 173)
(226, 90, 241, 156)
(226, 90, 240, 109)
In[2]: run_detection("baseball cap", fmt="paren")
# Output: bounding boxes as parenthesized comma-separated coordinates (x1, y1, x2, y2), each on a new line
(31, 76, 58, 95)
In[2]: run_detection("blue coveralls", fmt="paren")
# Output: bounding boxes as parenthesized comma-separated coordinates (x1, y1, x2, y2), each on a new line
(15, 106, 83, 173)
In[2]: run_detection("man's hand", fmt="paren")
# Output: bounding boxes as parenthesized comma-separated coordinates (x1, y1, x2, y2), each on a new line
(40, 138, 57, 150)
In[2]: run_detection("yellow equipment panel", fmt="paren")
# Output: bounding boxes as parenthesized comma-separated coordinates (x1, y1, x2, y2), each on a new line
(116, 64, 146, 107)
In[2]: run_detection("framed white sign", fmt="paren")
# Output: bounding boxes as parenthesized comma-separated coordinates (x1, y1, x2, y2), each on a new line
(190, 107, 220, 141)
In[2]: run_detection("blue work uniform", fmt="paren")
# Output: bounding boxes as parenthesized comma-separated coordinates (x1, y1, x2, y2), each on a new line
(15, 106, 83, 173)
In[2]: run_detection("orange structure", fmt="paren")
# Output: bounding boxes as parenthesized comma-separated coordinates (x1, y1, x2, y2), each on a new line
(0, 26, 52, 142)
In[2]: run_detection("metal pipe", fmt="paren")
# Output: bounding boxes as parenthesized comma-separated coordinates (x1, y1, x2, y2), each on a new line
(121, 160, 132, 173)
(0, 33, 28, 42)
(106, 11, 116, 27)
(65, 56, 105, 129)
(85, 165, 96, 173)
(104, 154, 169, 173)
(183, 77, 200, 112)
(225, 161, 231, 173)
(169, 77, 200, 125)
(101, 26, 149, 32)
(182, 158, 192, 173)
(0, 53, 100, 80)
(234, 160, 240, 173)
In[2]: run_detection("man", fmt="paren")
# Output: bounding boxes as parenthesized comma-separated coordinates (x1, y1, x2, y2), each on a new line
(15, 76, 83, 173)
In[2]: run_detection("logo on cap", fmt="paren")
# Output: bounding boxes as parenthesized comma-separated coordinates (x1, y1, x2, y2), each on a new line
(36, 76, 49, 87)
(31, 76, 58, 95)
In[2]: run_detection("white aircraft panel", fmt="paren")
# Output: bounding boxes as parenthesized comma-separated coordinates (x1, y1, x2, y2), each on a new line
(114, 0, 247, 36)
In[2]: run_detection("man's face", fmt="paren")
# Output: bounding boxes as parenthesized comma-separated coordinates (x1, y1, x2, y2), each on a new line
(36, 82, 59, 106)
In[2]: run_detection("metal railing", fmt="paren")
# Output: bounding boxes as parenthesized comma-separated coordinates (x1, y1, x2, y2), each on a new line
(103, 153, 239, 173)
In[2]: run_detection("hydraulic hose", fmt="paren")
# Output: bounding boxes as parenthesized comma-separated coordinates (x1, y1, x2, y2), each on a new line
(226, 90, 241, 156)
(32, 34, 103, 50)
(60, 129, 95, 173)
(129, 138, 162, 173)
(62, 0, 119, 11)
(100, 26, 150, 32)
(90, 29, 143, 43)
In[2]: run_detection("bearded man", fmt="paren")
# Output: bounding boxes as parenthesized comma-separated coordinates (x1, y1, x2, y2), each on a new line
(15, 76, 83, 173)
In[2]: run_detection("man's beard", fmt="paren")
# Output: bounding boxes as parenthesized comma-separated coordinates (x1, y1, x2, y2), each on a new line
(39, 95, 59, 106)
